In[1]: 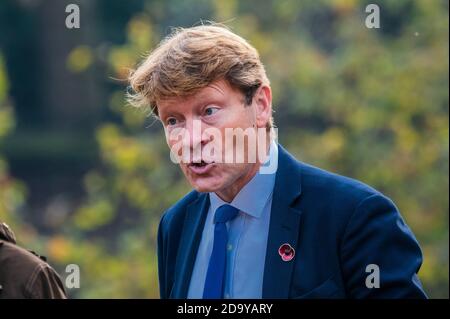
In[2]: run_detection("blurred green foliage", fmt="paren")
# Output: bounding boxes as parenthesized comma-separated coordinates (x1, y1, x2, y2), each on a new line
(0, 0, 448, 298)
(0, 54, 28, 236)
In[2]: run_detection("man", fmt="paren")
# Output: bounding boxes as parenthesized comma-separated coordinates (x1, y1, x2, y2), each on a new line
(128, 24, 426, 299)
(0, 222, 67, 299)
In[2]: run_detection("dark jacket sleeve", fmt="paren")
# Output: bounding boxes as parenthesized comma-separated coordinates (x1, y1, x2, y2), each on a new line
(0, 240, 67, 299)
(157, 212, 168, 299)
(340, 193, 427, 298)
(25, 263, 67, 299)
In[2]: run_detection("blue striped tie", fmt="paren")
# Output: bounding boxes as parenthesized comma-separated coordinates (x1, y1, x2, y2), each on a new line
(203, 204, 240, 299)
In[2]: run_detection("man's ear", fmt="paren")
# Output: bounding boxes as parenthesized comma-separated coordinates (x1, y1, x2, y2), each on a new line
(254, 85, 272, 129)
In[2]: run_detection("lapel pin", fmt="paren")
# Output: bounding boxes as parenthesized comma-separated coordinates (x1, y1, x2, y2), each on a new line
(278, 243, 295, 262)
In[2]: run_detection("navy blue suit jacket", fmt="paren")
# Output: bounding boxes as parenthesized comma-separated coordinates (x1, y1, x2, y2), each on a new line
(157, 144, 427, 298)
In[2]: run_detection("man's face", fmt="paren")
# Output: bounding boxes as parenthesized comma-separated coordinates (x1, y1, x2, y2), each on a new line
(157, 79, 271, 194)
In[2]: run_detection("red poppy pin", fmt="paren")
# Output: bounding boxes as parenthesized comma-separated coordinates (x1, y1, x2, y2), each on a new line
(278, 243, 295, 262)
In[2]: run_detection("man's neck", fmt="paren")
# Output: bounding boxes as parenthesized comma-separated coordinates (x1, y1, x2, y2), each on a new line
(215, 162, 261, 203)
(214, 138, 273, 203)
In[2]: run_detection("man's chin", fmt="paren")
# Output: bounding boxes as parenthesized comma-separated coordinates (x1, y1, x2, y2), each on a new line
(189, 178, 223, 194)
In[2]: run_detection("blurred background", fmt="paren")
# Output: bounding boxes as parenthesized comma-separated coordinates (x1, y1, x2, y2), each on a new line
(0, 0, 448, 298)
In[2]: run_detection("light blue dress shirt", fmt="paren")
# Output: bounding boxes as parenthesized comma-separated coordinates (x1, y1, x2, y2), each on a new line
(187, 142, 278, 299)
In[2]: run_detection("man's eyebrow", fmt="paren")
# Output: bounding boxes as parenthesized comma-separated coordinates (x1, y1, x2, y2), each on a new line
(159, 87, 227, 118)
(158, 103, 181, 119)
(194, 89, 226, 107)
(192, 98, 226, 112)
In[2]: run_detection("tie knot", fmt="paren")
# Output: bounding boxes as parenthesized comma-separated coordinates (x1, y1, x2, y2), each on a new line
(214, 204, 239, 224)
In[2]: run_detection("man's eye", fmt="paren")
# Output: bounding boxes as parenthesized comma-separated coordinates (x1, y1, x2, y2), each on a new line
(166, 118, 177, 126)
(204, 107, 219, 116)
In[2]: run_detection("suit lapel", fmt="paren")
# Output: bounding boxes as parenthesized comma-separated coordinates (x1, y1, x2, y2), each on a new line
(263, 144, 303, 298)
(171, 193, 210, 298)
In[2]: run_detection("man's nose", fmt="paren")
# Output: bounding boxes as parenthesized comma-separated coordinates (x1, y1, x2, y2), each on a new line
(183, 119, 209, 150)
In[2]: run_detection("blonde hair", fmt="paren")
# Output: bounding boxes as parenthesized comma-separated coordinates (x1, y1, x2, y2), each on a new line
(128, 23, 274, 129)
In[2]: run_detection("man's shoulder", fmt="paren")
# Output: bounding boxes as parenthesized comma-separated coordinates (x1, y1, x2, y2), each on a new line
(292, 157, 389, 221)
(0, 240, 49, 277)
(0, 241, 67, 298)
(292, 159, 395, 231)
(299, 161, 380, 200)
(279, 144, 382, 205)
(0, 241, 53, 296)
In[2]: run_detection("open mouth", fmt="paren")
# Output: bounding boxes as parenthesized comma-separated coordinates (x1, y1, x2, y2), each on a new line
(188, 160, 215, 174)
(190, 160, 208, 167)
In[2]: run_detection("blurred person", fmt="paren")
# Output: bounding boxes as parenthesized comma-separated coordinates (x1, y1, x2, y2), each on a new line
(0, 222, 67, 299)
(128, 24, 427, 299)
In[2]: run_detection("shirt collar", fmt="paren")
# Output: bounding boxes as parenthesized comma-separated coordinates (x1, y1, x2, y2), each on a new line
(209, 140, 278, 219)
